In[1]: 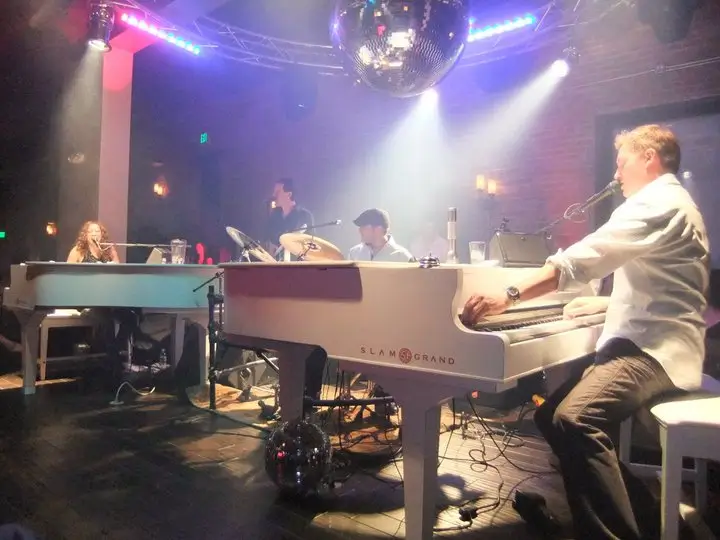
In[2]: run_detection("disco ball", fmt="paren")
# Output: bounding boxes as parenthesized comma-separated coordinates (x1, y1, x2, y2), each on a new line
(265, 419, 333, 495)
(331, 0, 470, 98)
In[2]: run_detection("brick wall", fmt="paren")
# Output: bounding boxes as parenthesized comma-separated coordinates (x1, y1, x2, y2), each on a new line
(201, 1, 720, 256)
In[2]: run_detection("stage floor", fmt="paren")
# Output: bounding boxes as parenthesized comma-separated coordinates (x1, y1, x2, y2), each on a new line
(0, 371, 718, 539)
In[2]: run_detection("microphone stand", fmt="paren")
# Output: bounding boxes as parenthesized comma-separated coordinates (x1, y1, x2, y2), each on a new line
(535, 181, 619, 236)
(100, 242, 174, 248)
(281, 219, 341, 261)
(286, 219, 342, 234)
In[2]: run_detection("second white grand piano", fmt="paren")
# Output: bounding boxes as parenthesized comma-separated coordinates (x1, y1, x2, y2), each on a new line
(3, 262, 221, 395)
(219, 260, 606, 540)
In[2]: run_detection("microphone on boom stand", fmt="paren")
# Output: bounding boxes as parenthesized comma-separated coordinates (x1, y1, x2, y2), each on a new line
(287, 219, 342, 234)
(567, 180, 619, 217)
(536, 180, 620, 235)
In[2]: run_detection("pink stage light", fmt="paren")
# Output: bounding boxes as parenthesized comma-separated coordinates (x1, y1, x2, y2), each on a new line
(120, 12, 201, 55)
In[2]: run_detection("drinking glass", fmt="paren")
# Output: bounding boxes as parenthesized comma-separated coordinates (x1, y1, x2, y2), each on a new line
(468, 241, 486, 265)
(170, 239, 188, 264)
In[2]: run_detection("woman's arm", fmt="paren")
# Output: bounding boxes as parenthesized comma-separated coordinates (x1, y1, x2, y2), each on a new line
(110, 247, 120, 263)
(67, 247, 82, 263)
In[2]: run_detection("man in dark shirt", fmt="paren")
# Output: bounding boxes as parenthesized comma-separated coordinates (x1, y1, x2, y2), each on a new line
(265, 178, 314, 260)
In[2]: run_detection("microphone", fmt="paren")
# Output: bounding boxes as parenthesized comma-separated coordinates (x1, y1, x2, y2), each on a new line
(569, 180, 620, 216)
(288, 219, 342, 233)
(446, 207, 459, 264)
(93, 238, 109, 251)
(535, 180, 620, 235)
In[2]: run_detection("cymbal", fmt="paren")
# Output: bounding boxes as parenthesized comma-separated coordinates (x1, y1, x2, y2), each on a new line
(279, 233, 345, 261)
(225, 226, 276, 263)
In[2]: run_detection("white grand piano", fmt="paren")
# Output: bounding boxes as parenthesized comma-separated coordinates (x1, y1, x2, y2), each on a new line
(219, 260, 606, 540)
(2, 262, 220, 395)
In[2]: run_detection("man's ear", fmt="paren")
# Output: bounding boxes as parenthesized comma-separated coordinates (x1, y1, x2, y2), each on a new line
(644, 148, 657, 164)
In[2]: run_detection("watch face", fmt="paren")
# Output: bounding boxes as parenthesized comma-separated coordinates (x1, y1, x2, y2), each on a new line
(507, 286, 520, 301)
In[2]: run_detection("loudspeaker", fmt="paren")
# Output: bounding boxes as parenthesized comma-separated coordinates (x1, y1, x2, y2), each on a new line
(637, 0, 703, 43)
(487, 232, 552, 268)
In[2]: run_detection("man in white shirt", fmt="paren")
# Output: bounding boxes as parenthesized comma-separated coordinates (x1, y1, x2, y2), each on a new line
(348, 209, 415, 263)
(461, 124, 709, 539)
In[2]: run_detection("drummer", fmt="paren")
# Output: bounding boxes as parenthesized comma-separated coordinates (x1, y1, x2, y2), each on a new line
(303, 209, 413, 409)
(264, 178, 314, 259)
(348, 209, 415, 263)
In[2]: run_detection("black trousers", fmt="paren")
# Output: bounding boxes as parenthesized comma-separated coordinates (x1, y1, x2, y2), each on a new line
(534, 338, 682, 540)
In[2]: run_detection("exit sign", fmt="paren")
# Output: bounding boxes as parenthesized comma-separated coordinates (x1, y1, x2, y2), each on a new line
(0, 231, 5, 239)
(200, 132, 208, 144)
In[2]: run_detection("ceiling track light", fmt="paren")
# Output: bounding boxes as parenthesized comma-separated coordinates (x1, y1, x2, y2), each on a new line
(87, 2, 115, 52)
(562, 45, 580, 66)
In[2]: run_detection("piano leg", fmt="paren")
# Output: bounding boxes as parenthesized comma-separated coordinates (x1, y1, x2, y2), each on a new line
(184, 312, 209, 388)
(276, 344, 310, 422)
(17, 311, 47, 396)
(369, 374, 448, 540)
(400, 400, 442, 540)
(169, 315, 185, 370)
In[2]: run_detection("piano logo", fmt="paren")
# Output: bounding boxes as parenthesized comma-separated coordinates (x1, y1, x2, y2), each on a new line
(359, 346, 455, 366)
(398, 348, 412, 364)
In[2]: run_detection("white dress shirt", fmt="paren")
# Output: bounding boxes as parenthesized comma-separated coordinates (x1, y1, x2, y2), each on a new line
(547, 174, 710, 390)
(348, 236, 416, 262)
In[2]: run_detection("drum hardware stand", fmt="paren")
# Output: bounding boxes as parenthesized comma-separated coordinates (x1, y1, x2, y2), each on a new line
(196, 266, 283, 414)
(238, 247, 252, 263)
(194, 272, 225, 411)
(304, 395, 396, 409)
(258, 384, 281, 420)
(296, 241, 317, 261)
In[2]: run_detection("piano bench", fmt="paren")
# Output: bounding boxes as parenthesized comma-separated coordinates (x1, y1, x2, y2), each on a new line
(38, 312, 98, 381)
(618, 375, 720, 539)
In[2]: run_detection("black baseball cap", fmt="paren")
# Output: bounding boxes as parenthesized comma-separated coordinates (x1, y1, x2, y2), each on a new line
(353, 208, 390, 229)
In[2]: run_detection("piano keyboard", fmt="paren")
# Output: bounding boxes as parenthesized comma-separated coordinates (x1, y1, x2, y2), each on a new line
(469, 306, 564, 332)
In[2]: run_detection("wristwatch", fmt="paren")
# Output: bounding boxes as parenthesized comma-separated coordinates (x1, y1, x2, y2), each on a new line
(506, 286, 521, 305)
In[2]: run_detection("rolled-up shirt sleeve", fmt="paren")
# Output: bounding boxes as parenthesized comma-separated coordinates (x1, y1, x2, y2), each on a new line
(546, 198, 687, 289)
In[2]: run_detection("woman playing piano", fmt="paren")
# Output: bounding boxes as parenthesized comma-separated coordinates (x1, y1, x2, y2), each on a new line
(66, 221, 119, 263)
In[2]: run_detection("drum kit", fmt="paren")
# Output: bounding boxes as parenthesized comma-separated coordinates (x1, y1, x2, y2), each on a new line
(224, 226, 344, 263)
(207, 225, 394, 423)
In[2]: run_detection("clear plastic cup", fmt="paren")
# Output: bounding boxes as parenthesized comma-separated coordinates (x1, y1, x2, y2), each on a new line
(468, 241, 486, 265)
(170, 239, 187, 264)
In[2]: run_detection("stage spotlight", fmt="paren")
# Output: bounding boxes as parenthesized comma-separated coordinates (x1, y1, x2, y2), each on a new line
(550, 59, 570, 78)
(87, 2, 115, 52)
(421, 88, 439, 104)
(550, 46, 579, 78)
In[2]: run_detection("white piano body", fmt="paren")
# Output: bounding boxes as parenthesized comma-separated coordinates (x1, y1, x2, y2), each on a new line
(219, 260, 606, 540)
(2, 262, 220, 395)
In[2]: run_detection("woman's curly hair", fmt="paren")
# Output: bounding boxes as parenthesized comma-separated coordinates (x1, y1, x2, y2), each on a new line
(74, 221, 111, 262)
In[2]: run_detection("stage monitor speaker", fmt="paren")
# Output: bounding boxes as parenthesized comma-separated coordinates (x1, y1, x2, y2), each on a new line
(487, 232, 552, 268)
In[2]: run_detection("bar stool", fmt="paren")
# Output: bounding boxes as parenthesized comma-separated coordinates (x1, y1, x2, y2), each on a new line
(619, 375, 720, 539)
